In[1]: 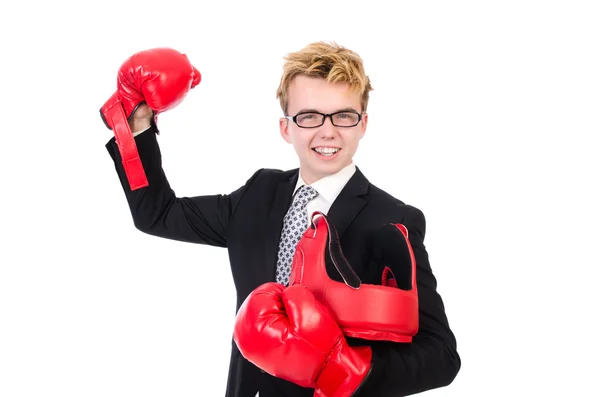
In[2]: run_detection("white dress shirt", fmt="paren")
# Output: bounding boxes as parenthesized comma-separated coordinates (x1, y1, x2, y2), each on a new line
(292, 162, 357, 225)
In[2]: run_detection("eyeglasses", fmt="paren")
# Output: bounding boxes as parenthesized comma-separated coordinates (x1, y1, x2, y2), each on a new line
(284, 110, 364, 128)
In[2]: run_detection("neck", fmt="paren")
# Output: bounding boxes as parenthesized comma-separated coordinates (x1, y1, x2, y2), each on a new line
(300, 161, 353, 185)
(300, 172, 320, 185)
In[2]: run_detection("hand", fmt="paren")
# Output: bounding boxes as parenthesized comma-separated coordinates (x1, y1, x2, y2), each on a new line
(99, 47, 200, 190)
(233, 283, 372, 397)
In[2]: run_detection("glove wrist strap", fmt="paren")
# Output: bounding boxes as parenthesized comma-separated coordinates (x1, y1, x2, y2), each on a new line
(315, 345, 372, 397)
(102, 92, 149, 190)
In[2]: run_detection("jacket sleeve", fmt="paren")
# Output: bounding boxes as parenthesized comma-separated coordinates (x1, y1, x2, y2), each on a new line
(105, 122, 262, 247)
(354, 206, 461, 396)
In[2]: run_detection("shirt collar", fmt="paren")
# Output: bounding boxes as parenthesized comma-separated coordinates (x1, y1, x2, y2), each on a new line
(294, 162, 357, 204)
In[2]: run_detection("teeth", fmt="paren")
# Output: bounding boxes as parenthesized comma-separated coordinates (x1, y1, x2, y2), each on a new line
(315, 147, 340, 155)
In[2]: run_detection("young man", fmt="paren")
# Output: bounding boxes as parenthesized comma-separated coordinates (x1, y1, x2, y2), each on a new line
(103, 42, 460, 396)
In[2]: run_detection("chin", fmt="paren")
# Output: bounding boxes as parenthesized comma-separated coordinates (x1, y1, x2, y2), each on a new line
(312, 162, 345, 177)
(300, 151, 348, 179)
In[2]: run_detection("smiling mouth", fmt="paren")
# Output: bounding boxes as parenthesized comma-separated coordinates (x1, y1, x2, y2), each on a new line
(312, 147, 341, 156)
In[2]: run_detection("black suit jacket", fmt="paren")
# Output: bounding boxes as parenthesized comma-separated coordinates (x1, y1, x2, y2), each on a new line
(105, 124, 461, 396)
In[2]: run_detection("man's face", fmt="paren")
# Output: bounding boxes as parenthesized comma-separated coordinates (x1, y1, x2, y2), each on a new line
(279, 75, 368, 184)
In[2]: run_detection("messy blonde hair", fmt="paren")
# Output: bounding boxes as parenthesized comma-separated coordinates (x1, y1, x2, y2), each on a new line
(276, 41, 373, 114)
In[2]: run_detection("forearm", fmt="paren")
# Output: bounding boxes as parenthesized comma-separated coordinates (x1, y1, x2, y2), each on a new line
(106, 122, 175, 232)
(353, 206, 461, 395)
(353, 333, 460, 396)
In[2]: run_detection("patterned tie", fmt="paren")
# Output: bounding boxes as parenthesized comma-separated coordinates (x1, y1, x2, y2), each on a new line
(275, 185, 319, 286)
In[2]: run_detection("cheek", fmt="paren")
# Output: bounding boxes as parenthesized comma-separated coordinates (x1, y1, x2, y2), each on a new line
(291, 133, 311, 149)
(344, 135, 361, 152)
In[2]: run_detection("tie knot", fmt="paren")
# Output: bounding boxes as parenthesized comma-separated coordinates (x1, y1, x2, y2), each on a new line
(292, 185, 318, 208)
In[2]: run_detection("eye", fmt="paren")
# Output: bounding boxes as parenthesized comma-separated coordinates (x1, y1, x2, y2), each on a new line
(299, 113, 318, 121)
(334, 112, 358, 121)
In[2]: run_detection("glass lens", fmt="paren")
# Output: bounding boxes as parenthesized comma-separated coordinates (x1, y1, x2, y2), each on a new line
(296, 112, 324, 127)
(332, 112, 359, 126)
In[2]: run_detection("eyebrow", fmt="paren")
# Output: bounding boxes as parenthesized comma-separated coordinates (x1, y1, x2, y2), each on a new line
(296, 107, 359, 114)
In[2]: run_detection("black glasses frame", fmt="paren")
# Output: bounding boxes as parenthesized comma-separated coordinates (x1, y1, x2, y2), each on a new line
(284, 110, 364, 128)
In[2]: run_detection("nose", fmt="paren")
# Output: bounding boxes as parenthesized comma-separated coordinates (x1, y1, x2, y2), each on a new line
(319, 116, 337, 138)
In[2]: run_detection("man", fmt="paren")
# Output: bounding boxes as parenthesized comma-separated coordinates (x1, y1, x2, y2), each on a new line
(103, 41, 460, 396)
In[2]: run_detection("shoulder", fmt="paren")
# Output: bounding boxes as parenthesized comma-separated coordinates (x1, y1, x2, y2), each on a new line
(367, 181, 421, 213)
(235, 167, 298, 194)
(245, 167, 297, 185)
(255, 167, 298, 179)
(365, 180, 427, 230)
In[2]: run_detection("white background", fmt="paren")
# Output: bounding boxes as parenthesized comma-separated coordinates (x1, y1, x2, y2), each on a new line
(1, 0, 599, 396)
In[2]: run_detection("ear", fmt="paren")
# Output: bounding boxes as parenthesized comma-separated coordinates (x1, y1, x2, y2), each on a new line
(279, 117, 292, 144)
(359, 112, 368, 139)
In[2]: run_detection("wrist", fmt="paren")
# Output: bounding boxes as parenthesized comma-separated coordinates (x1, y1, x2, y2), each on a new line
(129, 118, 152, 134)
(315, 343, 372, 397)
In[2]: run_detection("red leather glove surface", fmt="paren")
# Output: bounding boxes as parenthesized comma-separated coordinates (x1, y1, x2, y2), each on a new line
(233, 282, 372, 397)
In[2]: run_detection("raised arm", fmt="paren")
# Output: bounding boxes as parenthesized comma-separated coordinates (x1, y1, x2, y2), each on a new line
(105, 113, 261, 247)
(100, 48, 259, 248)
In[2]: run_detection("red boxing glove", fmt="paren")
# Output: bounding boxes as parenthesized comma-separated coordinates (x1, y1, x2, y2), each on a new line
(233, 283, 372, 397)
(100, 48, 201, 190)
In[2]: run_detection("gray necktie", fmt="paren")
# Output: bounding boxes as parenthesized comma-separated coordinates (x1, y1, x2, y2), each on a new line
(275, 185, 319, 286)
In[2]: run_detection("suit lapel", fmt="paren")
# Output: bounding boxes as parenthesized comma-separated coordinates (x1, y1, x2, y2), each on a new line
(263, 170, 299, 283)
(326, 166, 369, 239)
(261, 167, 369, 284)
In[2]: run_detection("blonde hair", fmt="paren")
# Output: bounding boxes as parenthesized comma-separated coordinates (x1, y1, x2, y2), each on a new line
(276, 41, 373, 114)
